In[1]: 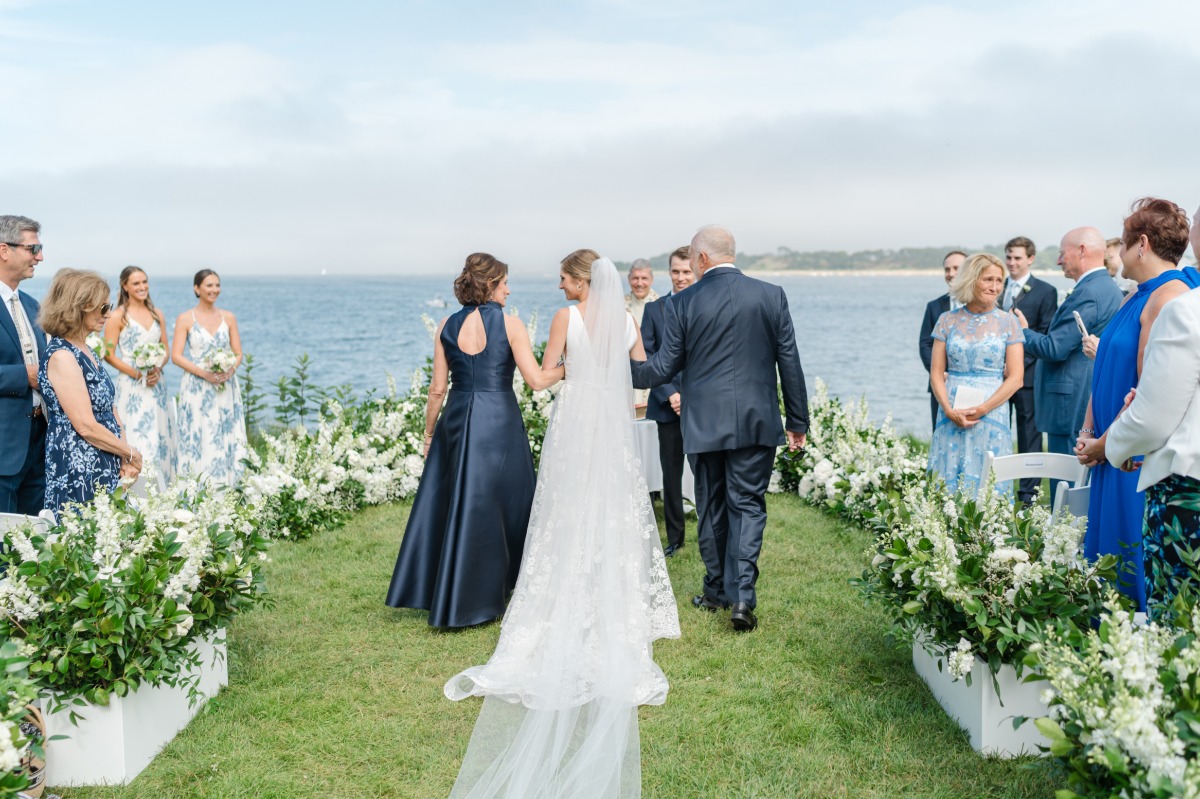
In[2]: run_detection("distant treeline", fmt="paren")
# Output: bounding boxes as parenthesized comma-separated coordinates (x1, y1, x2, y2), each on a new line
(616, 245, 1064, 273)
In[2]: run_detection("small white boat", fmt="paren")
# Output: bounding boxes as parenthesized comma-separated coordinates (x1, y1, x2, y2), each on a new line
(424, 295, 448, 308)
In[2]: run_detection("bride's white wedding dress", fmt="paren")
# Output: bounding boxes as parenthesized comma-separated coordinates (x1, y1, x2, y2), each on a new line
(444, 258, 681, 798)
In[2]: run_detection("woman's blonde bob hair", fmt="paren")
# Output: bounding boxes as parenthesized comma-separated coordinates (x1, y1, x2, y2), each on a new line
(38, 268, 111, 339)
(950, 253, 1005, 306)
(560, 249, 601, 283)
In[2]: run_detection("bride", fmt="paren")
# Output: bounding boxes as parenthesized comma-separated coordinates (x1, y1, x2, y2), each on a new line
(443, 250, 681, 798)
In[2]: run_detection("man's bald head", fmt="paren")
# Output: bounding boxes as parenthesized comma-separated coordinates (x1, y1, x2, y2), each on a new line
(690, 225, 737, 277)
(1058, 226, 1106, 280)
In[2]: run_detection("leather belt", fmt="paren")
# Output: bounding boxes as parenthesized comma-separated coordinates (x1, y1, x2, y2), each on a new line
(29, 406, 44, 419)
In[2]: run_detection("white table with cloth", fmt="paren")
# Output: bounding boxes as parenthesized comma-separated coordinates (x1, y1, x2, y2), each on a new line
(632, 419, 695, 508)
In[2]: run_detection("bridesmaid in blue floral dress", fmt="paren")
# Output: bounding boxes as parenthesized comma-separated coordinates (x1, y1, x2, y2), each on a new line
(104, 266, 175, 488)
(171, 269, 247, 486)
(1076, 199, 1192, 612)
(37, 269, 142, 511)
(928, 254, 1025, 497)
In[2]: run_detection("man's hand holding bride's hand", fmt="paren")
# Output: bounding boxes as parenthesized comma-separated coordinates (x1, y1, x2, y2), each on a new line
(786, 430, 806, 451)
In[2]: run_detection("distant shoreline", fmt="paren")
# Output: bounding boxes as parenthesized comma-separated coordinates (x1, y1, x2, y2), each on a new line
(746, 268, 944, 277)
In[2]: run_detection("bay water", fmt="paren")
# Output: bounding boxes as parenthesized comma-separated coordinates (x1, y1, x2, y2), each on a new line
(21, 270, 1076, 438)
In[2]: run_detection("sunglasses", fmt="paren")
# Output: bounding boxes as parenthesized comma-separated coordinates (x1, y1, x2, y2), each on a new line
(91, 303, 113, 316)
(3, 242, 43, 256)
(779, 446, 806, 464)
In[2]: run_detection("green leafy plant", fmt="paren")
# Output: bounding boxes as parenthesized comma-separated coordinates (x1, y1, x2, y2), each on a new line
(0, 482, 270, 714)
(0, 640, 39, 798)
(854, 477, 1121, 689)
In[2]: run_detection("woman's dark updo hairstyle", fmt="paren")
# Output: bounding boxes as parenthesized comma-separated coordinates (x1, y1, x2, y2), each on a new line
(1122, 197, 1191, 264)
(193, 269, 219, 298)
(453, 253, 508, 305)
(117, 265, 156, 314)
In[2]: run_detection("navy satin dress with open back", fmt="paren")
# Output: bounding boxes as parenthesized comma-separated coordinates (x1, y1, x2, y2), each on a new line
(385, 302, 535, 628)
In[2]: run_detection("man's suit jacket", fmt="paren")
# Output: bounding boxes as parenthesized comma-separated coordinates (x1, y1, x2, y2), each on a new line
(0, 290, 47, 476)
(640, 295, 682, 424)
(919, 293, 951, 394)
(630, 267, 808, 455)
(1005, 275, 1058, 389)
(1022, 270, 1122, 437)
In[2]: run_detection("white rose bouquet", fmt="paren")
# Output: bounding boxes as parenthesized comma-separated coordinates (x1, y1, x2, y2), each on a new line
(85, 332, 112, 359)
(130, 340, 167, 376)
(200, 347, 238, 391)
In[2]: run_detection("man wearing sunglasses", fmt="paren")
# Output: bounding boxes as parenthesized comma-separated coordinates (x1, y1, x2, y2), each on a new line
(0, 215, 48, 514)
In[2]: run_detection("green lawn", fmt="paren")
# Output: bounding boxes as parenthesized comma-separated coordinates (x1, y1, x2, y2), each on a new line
(59, 495, 1058, 798)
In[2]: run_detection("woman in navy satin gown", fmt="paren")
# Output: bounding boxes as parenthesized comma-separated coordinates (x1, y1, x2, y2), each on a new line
(386, 253, 564, 628)
(1078, 198, 1192, 612)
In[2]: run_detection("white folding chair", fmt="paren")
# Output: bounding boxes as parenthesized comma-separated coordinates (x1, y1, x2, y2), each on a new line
(1050, 481, 1091, 519)
(979, 452, 1088, 500)
(0, 509, 55, 535)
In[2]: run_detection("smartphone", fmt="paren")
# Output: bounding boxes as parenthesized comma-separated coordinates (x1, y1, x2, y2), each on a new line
(1072, 310, 1088, 338)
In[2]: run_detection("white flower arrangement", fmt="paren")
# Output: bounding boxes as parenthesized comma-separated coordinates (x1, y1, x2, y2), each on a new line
(1033, 595, 1200, 798)
(779, 379, 926, 523)
(200, 347, 238, 391)
(129, 339, 167, 373)
(84, 332, 112, 360)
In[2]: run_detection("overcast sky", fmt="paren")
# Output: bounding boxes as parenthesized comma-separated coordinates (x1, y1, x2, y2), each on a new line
(2, 0, 1198, 275)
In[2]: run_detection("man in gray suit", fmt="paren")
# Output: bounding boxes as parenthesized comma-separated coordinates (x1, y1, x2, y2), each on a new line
(1015, 227, 1122, 464)
(631, 225, 808, 632)
(0, 215, 48, 514)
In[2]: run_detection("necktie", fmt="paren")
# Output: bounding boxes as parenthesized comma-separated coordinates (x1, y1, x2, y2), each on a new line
(8, 294, 38, 369)
(1003, 282, 1019, 311)
(9, 294, 43, 410)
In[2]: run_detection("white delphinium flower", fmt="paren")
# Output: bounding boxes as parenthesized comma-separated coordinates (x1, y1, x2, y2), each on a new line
(947, 638, 976, 681)
(0, 574, 44, 621)
(0, 720, 22, 771)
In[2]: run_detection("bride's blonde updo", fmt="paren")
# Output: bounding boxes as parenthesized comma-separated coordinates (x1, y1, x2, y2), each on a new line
(453, 252, 508, 305)
(560, 249, 601, 283)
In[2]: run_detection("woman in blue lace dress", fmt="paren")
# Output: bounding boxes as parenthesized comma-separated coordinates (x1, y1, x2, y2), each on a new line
(1074, 198, 1192, 612)
(103, 266, 175, 487)
(37, 269, 142, 512)
(928, 254, 1025, 496)
(172, 269, 247, 486)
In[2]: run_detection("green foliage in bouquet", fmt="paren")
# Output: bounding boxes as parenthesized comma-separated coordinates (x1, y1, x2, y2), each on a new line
(0, 483, 269, 713)
(854, 477, 1121, 688)
(1030, 584, 1200, 799)
(0, 641, 39, 799)
(775, 379, 925, 524)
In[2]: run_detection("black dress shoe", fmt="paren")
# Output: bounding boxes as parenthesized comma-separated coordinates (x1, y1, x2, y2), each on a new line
(691, 594, 729, 612)
(663, 543, 683, 557)
(730, 602, 757, 631)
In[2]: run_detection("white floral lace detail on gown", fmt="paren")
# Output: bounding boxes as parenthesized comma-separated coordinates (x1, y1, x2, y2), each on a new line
(444, 259, 680, 799)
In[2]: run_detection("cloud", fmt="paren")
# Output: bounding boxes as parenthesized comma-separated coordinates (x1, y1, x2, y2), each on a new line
(3, 0, 1198, 272)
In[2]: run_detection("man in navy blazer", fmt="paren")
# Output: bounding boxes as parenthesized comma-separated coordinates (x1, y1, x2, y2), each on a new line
(631, 225, 808, 632)
(0, 215, 48, 514)
(641, 245, 695, 557)
(919, 251, 965, 430)
(1015, 227, 1122, 466)
(1001, 236, 1059, 505)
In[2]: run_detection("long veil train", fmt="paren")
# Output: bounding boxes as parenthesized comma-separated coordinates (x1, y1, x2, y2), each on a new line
(443, 258, 681, 798)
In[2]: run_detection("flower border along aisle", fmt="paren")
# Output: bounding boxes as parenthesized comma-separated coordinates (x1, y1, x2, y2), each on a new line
(1031, 592, 1200, 799)
(0, 481, 270, 785)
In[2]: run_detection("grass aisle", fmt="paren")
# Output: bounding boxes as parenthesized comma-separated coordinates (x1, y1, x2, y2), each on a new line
(62, 495, 1056, 799)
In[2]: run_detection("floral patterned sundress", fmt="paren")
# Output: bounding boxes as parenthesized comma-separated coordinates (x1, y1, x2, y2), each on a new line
(174, 312, 246, 486)
(114, 314, 176, 487)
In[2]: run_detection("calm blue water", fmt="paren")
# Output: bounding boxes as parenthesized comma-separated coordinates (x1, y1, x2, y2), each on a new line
(21, 270, 1075, 437)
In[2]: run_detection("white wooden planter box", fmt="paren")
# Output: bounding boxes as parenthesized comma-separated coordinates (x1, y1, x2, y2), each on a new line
(42, 629, 227, 786)
(912, 642, 1050, 757)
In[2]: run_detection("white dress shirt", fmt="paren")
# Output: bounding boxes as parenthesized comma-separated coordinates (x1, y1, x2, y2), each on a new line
(0, 281, 43, 410)
(1105, 289, 1200, 491)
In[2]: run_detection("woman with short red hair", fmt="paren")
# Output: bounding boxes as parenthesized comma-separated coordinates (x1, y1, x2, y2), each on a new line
(1076, 197, 1193, 611)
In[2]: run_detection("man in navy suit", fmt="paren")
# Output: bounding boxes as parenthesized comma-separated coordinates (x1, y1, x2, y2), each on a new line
(1015, 227, 1122, 471)
(641, 245, 695, 557)
(632, 225, 808, 632)
(919, 251, 965, 430)
(1001, 236, 1059, 505)
(0, 215, 48, 514)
